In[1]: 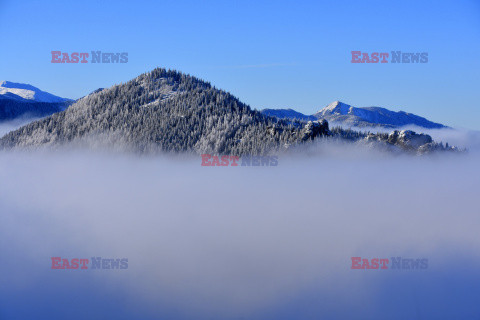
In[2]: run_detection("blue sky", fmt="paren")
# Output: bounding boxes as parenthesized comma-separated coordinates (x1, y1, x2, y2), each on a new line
(1, 0, 479, 129)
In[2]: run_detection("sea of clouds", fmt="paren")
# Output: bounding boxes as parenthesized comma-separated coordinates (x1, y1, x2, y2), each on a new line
(337, 123, 480, 154)
(0, 125, 479, 319)
(0, 116, 42, 138)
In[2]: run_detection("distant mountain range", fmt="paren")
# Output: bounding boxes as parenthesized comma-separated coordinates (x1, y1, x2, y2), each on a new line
(0, 68, 456, 155)
(0, 81, 72, 121)
(0, 81, 71, 103)
(261, 101, 447, 129)
(261, 109, 317, 122)
(0, 80, 446, 132)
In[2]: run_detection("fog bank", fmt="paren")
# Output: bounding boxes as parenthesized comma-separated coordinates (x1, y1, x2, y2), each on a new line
(0, 145, 479, 319)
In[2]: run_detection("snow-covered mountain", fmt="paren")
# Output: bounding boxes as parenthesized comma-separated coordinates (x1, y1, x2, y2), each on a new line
(0, 81, 71, 103)
(0, 81, 73, 122)
(261, 101, 447, 129)
(314, 101, 447, 129)
(0, 68, 456, 155)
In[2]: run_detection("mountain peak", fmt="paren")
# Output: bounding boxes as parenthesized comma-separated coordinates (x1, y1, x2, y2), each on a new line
(313, 101, 446, 129)
(317, 101, 352, 115)
(1, 81, 40, 92)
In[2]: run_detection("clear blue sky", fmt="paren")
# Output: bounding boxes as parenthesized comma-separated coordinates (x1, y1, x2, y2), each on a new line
(1, 0, 479, 129)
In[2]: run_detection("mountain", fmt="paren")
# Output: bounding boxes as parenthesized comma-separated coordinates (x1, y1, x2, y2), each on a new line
(260, 109, 316, 122)
(0, 81, 71, 103)
(314, 101, 446, 129)
(0, 81, 73, 122)
(0, 69, 309, 154)
(0, 68, 455, 155)
(262, 101, 447, 129)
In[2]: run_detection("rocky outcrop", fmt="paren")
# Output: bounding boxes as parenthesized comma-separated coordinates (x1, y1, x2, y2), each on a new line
(363, 129, 461, 154)
(417, 142, 460, 154)
(387, 130, 432, 150)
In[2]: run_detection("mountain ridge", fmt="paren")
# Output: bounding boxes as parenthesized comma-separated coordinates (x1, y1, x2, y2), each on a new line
(261, 101, 447, 129)
(0, 68, 456, 155)
(260, 108, 316, 122)
(0, 81, 72, 103)
(0, 81, 73, 122)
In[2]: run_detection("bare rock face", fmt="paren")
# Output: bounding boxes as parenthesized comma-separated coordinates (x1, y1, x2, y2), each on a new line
(387, 130, 432, 149)
(301, 120, 330, 141)
(361, 129, 463, 155)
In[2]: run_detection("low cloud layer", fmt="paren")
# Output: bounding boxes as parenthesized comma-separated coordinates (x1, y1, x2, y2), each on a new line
(1, 140, 479, 319)
(340, 124, 480, 153)
(0, 116, 42, 138)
